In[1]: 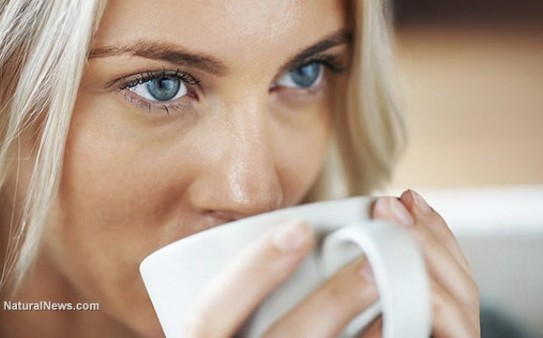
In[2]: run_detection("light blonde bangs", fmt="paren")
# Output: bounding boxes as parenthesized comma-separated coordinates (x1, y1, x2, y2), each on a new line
(0, 0, 107, 292)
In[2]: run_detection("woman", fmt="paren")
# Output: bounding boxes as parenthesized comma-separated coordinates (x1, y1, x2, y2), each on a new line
(0, 0, 479, 337)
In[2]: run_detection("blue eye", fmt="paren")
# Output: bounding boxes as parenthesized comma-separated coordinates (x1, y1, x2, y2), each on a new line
(276, 62, 323, 89)
(129, 76, 187, 102)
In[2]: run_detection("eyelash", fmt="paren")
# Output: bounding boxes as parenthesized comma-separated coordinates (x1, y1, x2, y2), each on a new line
(119, 69, 200, 90)
(295, 54, 347, 75)
(116, 54, 347, 114)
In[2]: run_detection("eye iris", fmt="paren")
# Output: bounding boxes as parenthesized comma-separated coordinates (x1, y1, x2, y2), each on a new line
(146, 77, 180, 101)
(289, 63, 321, 88)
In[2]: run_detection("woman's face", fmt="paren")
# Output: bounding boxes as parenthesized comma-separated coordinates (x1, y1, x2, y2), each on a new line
(42, 0, 349, 335)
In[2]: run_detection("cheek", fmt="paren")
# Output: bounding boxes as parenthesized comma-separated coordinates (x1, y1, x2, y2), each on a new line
(272, 97, 332, 204)
(43, 96, 196, 335)
(58, 113, 186, 259)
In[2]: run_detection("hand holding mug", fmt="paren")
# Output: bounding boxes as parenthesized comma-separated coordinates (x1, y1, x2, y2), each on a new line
(369, 190, 480, 337)
(141, 196, 436, 337)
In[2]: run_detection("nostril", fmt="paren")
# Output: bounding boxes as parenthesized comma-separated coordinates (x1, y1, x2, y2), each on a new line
(205, 210, 246, 224)
(203, 202, 282, 225)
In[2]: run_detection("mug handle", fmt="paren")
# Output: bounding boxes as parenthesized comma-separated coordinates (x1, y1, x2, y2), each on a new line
(320, 220, 432, 338)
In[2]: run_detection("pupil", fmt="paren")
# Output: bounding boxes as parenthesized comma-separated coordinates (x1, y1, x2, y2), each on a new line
(147, 77, 180, 101)
(290, 63, 320, 88)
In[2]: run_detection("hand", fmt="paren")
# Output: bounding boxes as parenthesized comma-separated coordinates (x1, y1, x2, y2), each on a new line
(179, 220, 379, 337)
(366, 190, 480, 338)
(178, 190, 480, 338)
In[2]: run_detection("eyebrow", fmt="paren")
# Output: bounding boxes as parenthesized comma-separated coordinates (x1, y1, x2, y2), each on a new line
(88, 29, 351, 76)
(282, 29, 352, 72)
(89, 40, 228, 76)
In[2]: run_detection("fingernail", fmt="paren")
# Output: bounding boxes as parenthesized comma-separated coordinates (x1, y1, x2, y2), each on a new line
(374, 197, 389, 217)
(271, 220, 311, 253)
(391, 199, 414, 227)
(410, 190, 432, 215)
(359, 259, 374, 283)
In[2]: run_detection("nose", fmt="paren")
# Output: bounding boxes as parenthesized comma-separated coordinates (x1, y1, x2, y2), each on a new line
(188, 93, 284, 222)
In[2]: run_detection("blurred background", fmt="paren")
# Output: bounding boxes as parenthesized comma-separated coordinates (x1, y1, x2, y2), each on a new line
(391, 0, 543, 188)
(389, 1, 543, 337)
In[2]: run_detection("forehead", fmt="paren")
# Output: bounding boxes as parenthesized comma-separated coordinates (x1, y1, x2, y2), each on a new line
(93, 0, 348, 65)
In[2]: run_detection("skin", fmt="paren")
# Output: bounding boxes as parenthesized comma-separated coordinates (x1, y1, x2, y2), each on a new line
(0, 0, 480, 337)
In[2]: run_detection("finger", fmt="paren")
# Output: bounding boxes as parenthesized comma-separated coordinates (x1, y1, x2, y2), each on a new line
(397, 192, 479, 314)
(371, 196, 415, 228)
(411, 223, 480, 326)
(359, 317, 382, 338)
(264, 258, 378, 338)
(181, 220, 315, 337)
(430, 278, 480, 338)
(400, 189, 471, 273)
(373, 197, 479, 314)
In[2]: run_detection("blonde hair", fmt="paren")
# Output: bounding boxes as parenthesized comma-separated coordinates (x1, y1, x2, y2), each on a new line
(0, 0, 405, 291)
(0, 0, 107, 291)
(309, 0, 405, 200)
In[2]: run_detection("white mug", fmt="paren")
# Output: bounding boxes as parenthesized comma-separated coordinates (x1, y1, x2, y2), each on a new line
(140, 197, 431, 338)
